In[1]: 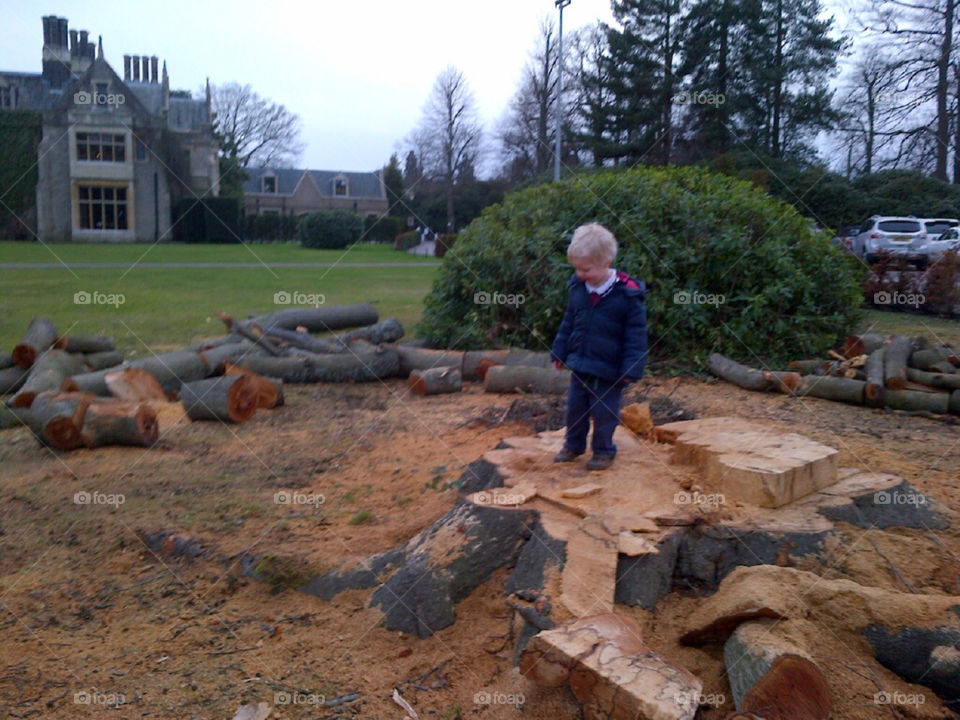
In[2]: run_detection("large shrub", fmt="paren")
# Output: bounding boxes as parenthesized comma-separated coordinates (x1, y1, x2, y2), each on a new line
(419, 165, 864, 367)
(298, 210, 362, 249)
(363, 214, 407, 243)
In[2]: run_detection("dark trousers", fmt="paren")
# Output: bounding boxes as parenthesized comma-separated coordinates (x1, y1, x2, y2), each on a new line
(563, 373, 624, 457)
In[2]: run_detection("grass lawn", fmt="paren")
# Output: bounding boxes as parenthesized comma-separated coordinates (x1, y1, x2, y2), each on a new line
(0, 243, 438, 353)
(859, 309, 960, 348)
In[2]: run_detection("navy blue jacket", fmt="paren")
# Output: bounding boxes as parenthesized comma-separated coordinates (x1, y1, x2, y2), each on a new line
(550, 271, 648, 383)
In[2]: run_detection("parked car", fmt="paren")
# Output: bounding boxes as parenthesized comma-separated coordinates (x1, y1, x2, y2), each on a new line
(853, 216, 928, 266)
(834, 225, 860, 253)
(919, 226, 960, 263)
(921, 217, 959, 241)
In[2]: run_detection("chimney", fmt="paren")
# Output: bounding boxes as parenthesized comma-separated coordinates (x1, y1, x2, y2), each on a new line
(79, 30, 88, 57)
(132, 54, 140, 81)
(151, 56, 159, 84)
(41, 16, 53, 46)
(57, 17, 68, 48)
(123, 55, 131, 80)
(141, 56, 149, 83)
(70, 29, 78, 56)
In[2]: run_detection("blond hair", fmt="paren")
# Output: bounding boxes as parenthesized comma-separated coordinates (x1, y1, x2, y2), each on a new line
(567, 223, 617, 264)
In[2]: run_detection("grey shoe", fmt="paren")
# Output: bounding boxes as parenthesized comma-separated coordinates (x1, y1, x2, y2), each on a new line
(553, 447, 582, 463)
(586, 454, 615, 471)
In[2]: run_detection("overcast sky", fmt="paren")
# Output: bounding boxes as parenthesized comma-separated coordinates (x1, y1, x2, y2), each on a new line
(3, 0, 853, 173)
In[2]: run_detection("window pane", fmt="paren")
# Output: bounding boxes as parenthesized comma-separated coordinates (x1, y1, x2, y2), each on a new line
(79, 201, 90, 229)
(105, 204, 115, 229)
(93, 204, 102, 229)
(115, 142, 125, 162)
(102, 144, 113, 162)
(117, 206, 127, 230)
(104, 187, 114, 201)
(77, 142, 87, 160)
(91, 187, 101, 200)
(78, 186, 89, 199)
(117, 187, 126, 201)
(76, 132, 87, 142)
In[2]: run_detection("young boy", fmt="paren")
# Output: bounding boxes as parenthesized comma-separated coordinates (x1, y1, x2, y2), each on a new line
(550, 224, 648, 471)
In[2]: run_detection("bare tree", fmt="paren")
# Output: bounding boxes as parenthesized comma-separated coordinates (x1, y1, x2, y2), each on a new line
(413, 66, 484, 231)
(211, 83, 304, 168)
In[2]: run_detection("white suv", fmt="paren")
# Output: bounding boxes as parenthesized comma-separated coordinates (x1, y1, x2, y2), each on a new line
(854, 216, 928, 266)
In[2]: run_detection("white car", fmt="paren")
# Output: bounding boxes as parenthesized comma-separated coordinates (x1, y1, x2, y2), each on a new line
(853, 216, 928, 266)
(922, 217, 960, 241)
(920, 226, 960, 263)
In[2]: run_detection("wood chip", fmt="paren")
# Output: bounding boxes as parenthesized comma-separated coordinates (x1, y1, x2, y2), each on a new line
(561, 483, 603, 499)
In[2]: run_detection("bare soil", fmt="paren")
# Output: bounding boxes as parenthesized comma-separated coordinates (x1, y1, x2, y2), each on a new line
(0, 374, 958, 719)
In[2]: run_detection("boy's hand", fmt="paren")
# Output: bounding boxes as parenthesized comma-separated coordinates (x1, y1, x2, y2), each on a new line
(553, 360, 564, 370)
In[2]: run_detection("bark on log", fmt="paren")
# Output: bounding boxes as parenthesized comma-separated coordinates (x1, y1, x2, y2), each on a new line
(12, 350, 87, 408)
(257, 326, 341, 354)
(224, 364, 284, 408)
(462, 349, 553, 380)
(797, 376, 865, 404)
(408, 367, 462, 395)
(21, 391, 92, 450)
(762, 370, 802, 394)
(879, 388, 951, 414)
(0, 365, 30, 395)
(483, 365, 570, 394)
(0, 351, 13, 369)
(951, 390, 960, 416)
(842, 332, 884, 358)
(80, 400, 159, 448)
(186, 334, 241, 352)
(220, 312, 283, 356)
(70, 350, 210, 396)
(252, 303, 379, 333)
(395, 346, 463, 377)
(199, 341, 261, 374)
(336, 317, 404, 346)
(12, 317, 58, 367)
(57, 335, 116, 354)
(708, 353, 769, 391)
(105, 368, 167, 401)
(234, 340, 398, 383)
(786, 360, 826, 374)
(180, 375, 258, 423)
(865, 347, 884, 401)
(81, 350, 124, 371)
(0, 404, 25, 430)
(883, 335, 912, 389)
(930, 360, 958, 374)
(909, 347, 960, 370)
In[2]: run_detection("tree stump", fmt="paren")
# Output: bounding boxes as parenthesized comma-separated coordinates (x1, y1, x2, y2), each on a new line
(224, 364, 284, 408)
(20, 390, 92, 450)
(80, 399, 159, 447)
(180, 375, 258, 423)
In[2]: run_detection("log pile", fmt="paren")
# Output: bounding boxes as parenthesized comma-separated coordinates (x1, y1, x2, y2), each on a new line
(710, 333, 960, 419)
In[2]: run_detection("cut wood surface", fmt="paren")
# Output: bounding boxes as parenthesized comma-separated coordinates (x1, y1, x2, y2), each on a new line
(21, 390, 92, 450)
(234, 341, 398, 383)
(80, 399, 159, 448)
(12, 317, 58, 367)
(408, 367, 462, 395)
(180, 375, 258, 423)
(708, 353, 770, 391)
(394, 346, 463, 377)
(761, 370, 802, 394)
(865, 347, 884, 400)
(12, 350, 87, 408)
(224, 364, 284, 408)
(560, 516, 619, 617)
(483, 365, 570, 394)
(252, 303, 379, 333)
(843, 332, 884, 358)
(57, 335, 116, 354)
(70, 350, 210, 396)
(883, 335, 912, 389)
(105, 368, 167, 401)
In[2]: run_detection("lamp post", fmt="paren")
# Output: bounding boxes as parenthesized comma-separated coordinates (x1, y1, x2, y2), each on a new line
(554, 0, 571, 182)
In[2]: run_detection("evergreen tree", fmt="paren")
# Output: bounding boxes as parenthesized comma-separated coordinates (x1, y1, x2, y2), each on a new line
(382, 153, 405, 216)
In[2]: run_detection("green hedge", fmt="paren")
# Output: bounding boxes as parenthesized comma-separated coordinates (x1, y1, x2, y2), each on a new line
(419, 165, 864, 367)
(394, 230, 420, 251)
(246, 213, 298, 242)
(298, 210, 362, 249)
(363, 214, 407, 243)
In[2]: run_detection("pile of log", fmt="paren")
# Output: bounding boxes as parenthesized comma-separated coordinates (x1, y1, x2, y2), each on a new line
(709, 332, 960, 418)
(2, 305, 568, 450)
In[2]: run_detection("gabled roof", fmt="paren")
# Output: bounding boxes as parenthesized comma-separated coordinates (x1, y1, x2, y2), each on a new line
(244, 167, 385, 198)
(53, 54, 152, 121)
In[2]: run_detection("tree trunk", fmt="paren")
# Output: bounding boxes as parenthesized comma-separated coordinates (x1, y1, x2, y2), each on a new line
(256, 326, 342, 354)
(0, 365, 30, 395)
(0, 351, 13, 369)
(395, 346, 463, 377)
(483, 365, 570, 394)
(762, 370, 802, 394)
(866, 347, 885, 401)
(80, 400, 159, 448)
(57, 335, 116, 354)
(21, 391, 92, 450)
(12, 350, 87, 408)
(786, 360, 827, 375)
(906, 367, 960, 391)
(797, 376, 865, 404)
(199, 342, 260, 374)
(409, 367, 462, 395)
(910, 347, 960, 370)
(879, 388, 950, 414)
(708, 353, 769, 391)
(336, 318, 405, 346)
(12, 317, 58, 367)
(462, 349, 553, 380)
(81, 350, 124, 371)
(0, 404, 25, 430)
(883, 335, 912, 389)
(105, 368, 167, 401)
(180, 375, 258, 423)
(843, 332, 884, 358)
(70, 350, 210, 396)
(234, 340, 398, 383)
(220, 312, 284, 356)
(224, 364, 284, 408)
(252, 303, 379, 333)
